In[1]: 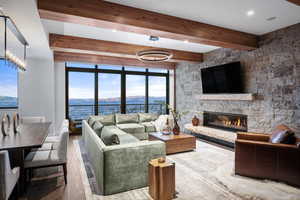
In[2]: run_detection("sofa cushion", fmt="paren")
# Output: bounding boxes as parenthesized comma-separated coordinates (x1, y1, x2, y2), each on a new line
(88, 115, 115, 127)
(269, 125, 295, 144)
(138, 113, 158, 123)
(101, 126, 127, 145)
(117, 123, 145, 134)
(130, 132, 149, 140)
(141, 122, 156, 132)
(116, 114, 139, 124)
(113, 134, 139, 145)
(92, 121, 104, 137)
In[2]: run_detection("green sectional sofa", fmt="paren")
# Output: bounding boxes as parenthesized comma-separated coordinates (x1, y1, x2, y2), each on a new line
(82, 113, 166, 195)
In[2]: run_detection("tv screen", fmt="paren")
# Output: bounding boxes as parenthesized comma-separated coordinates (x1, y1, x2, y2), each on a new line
(201, 62, 243, 94)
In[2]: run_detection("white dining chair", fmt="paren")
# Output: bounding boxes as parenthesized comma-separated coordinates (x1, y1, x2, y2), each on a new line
(24, 129, 69, 184)
(0, 151, 20, 200)
(31, 119, 69, 152)
(21, 116, 46, 124)
(45, 119, 69, 143)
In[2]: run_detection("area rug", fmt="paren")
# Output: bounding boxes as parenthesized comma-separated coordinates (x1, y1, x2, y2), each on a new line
(74, 139, 300, 200)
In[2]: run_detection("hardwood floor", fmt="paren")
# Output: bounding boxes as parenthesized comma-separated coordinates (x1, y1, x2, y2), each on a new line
(19, 135, 86, 200)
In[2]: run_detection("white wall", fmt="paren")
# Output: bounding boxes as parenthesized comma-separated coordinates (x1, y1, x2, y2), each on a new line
(18, 57, 55, 133)
(54, 62, 66, 133)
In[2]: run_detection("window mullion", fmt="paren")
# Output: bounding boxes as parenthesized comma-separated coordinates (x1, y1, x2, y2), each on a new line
(145, 69, 149, 113)
(95, 65, 99, 115)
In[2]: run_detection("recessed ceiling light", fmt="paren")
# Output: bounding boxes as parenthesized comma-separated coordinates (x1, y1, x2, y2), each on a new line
(246, 10, 255, 17)
(184, 40, 189, 43)
(266, 16, 277, 21)
(112, 29, 117, 32)
(149, 36, 159, 42)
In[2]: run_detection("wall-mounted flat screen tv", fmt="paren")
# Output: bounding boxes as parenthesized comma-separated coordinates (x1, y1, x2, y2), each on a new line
(201, 62, 243, 94)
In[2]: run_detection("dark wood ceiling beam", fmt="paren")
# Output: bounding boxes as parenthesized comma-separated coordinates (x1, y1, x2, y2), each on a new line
(38, 0, 258, 50)
(286, 0, 300, 6)
(54, 51, 176, 69)
(49, 34, 203, 62)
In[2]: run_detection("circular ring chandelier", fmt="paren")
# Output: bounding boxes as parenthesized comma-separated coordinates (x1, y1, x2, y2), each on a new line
(136, 50, 173, 62)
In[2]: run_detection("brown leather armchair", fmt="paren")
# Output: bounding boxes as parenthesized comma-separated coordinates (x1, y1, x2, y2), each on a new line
(235, 132, 300, 187)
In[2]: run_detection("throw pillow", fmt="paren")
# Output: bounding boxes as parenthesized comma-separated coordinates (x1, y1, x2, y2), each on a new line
(138, 113, 159, 122)
(115, 113, 139, 124)
(269, 124, 295, 144)
(92, 121, 104, 137)
(153, 115, 173, 132)
(100, 126, 127, 145)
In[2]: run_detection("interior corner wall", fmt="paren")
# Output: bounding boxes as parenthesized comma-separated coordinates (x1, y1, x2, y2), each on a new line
(169, 69, 175, 109)
(54, 62, 66, 133)
(18, 57, 55, 133)
(176, 23, 300, 136)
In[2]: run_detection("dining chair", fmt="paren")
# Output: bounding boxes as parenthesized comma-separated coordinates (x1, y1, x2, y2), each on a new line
(31, 119, 69, 152)
(24, 130, 69, 184)
(45, 119, 69, 143)
(20, 116, 46, 124)
(0, 151, 20, 200)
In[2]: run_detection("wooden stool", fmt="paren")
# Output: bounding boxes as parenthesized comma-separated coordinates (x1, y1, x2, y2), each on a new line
(148, 158, 175, 200)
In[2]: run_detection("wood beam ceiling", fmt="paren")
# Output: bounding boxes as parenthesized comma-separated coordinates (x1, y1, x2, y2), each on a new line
(54, 51, 176, 69)
(50, 34, 203, 62)
(38, 0, 258, 51)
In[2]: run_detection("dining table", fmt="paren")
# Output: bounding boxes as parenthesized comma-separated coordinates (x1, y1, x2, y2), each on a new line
(0, 122, 51, 194)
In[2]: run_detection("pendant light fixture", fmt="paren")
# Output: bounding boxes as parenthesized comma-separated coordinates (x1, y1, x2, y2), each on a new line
(1, 15, 28, 71)
(136, 36, 173, 62)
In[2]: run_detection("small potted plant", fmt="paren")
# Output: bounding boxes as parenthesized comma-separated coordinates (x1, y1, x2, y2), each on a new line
(168, 105, 189, 135)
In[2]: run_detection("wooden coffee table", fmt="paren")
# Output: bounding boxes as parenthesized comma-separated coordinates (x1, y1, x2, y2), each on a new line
(149, 132, 196, 154)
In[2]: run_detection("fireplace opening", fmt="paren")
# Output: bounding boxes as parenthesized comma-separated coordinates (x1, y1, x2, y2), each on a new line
(203, 111, 247, 132)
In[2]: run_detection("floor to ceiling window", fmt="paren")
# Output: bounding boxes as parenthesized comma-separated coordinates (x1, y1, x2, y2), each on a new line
(149, 76, 167, 114)
(0, 59, 18, 108)
(66, 62, 169, 120)
(98, 73, 121, 114)
(126, 75, 146, 113)
(68, 71, 95, 120)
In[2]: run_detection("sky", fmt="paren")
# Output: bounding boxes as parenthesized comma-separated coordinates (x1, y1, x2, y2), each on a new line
(68, 62, 167, 99)
(0, 60, 18, 98)
(0, 60, 167, 100)
(69, 72, 166, 99)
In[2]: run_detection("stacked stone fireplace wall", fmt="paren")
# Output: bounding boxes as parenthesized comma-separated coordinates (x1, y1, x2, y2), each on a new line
(176, 23, 300, 136)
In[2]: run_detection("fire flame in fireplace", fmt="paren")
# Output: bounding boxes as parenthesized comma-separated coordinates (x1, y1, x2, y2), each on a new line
(222, 117, 244, 128)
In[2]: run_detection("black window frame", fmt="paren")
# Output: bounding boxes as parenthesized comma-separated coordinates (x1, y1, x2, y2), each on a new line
(65, 63, 169, 120)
